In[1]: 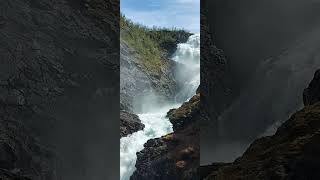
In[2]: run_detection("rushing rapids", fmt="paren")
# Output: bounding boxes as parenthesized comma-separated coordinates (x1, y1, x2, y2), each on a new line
(120, 34, 200, 180)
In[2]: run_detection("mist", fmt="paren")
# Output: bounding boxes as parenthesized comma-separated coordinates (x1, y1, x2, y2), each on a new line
(201, 0, 320, 164)
(205, 0, 320, 88)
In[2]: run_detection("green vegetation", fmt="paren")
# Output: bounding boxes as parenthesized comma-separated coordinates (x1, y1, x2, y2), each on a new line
(120, 14, 191, 74)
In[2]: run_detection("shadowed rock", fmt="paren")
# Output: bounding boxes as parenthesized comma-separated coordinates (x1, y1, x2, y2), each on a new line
(304, 69, 320, 106)
(203, 69, 320, 180)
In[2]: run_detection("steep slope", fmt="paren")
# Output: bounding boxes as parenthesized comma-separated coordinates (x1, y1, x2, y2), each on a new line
(203, 70, 320, 180)
(0, 0, 119, 179)
(120, 16, 191, 113)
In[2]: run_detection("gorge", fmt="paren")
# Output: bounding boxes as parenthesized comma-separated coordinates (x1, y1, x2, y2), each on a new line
(120, 14, 200, 180)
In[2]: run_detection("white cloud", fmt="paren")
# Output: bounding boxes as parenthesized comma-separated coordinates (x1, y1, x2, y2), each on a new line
(121, 0, 200, 33)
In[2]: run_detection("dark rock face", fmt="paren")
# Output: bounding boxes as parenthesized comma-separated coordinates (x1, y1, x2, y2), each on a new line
(120, 111, 144, 138)
(0, 0, 119, 179)
(200, 12, 233, 121)
(131, 94, 201, 180)
(203, 70, 320, 180)
(0, 120, 58, 180)
(303, 69, 320, 106)
(200, 9, 235, 164)
(199, 163, 230, 180)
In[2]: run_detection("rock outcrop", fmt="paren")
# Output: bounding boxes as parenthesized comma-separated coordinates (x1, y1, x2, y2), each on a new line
(120, 111, 144, 138)
(303, 69, 320, 106)
(131, 94, 201, 180)
(202, 69, 320, 180)
(0, 0, 119, 179)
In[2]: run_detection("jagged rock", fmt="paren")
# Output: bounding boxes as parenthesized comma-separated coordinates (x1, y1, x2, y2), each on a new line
(303, 69, 320, 106)
(203, 70, 320, 180)
(131, 94, 201, 180)
(204, 103, 320, 180)
(199, 163, 230, 180)
(120, 111, 144, 138)
(167, 93, 200, 131)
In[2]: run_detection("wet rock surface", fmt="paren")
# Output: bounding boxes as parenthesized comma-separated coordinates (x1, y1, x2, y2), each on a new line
(120, 111, 144, 138)
(131, 94, 201, 180)
(0, 0, 119, 179)
(120, 41, 153, 112)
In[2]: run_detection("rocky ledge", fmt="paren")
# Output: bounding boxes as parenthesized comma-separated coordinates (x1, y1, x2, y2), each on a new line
(167, 94, 201, 131)
(303, 69, 320, 106)
(202, 70, 320, 180)
(120, 111, 144, 138)
(131, 94, 201, 180)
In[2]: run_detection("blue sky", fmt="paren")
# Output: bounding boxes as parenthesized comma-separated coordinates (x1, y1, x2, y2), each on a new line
(121, 0, 200, 33)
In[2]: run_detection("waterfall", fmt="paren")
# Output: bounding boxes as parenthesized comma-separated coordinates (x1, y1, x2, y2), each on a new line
(120, 34, 200, 180)
(173, 34, 200, 103)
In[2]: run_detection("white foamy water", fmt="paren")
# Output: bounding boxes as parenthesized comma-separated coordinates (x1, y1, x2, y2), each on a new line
(120, 34, 200, 180)
(173, 34, 200, 102)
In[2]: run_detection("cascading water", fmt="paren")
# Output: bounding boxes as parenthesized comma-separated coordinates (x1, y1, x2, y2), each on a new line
(120, 34, 200, 180)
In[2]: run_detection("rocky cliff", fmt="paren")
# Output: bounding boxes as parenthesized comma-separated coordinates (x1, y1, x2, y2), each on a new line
(202, 69, 320, 180)
(200, 9, 235, 164)
(0, 0, 119, 179)
(200, 13, 233, 121)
